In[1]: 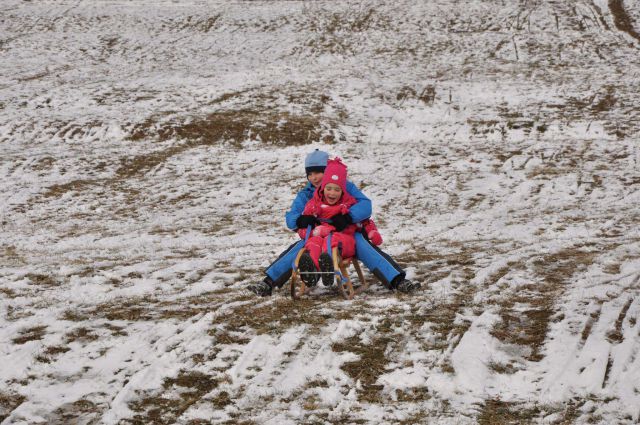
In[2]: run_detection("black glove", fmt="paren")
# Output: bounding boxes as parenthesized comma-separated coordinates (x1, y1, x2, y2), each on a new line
(296, 215, 317, 229)
(331, 214, 352, 231)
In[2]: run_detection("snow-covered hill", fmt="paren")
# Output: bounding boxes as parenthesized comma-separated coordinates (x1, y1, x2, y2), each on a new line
(1, 1, 640, 423)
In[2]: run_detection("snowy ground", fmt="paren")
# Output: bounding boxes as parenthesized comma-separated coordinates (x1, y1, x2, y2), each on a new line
(1, 0, 640, 424)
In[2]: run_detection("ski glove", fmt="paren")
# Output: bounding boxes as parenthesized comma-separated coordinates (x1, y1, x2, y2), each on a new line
(296, 215, 318, 229)
(331, 214, 352, 232)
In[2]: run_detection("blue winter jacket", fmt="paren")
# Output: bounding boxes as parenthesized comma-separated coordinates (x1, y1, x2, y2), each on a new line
(285, 181, 372, 230)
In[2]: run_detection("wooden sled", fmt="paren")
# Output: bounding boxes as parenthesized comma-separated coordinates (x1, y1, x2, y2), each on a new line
(290, 246, 370, 300)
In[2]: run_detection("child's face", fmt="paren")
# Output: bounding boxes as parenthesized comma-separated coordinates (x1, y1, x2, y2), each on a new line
(323, 183, 342, 205)
(307, 171, 324, 188)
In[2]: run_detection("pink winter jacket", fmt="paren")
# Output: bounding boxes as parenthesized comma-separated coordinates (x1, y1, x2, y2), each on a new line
(297, 189, 358, 239)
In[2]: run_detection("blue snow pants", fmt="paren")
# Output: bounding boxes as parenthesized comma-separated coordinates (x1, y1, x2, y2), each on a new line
(265, 232, 405, 289)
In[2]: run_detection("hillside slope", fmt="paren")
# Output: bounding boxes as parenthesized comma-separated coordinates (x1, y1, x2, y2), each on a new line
(1, 1, 640, 423)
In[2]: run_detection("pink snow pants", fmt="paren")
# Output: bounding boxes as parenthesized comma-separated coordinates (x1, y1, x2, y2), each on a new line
(305, 232, 356, 268)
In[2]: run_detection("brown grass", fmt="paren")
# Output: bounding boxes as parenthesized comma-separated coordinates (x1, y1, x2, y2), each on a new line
(2, 245, 23, 262)
(87, 297, 155, 321)
(103, 322, 129, 337)
(43, 178, 97, 198)
(5, 305, 34, 321)
(49, 398, 104, 425)
(42, 107, 336, 200)
(581, 306, 602, 342)
(396, 245, 476, 286)
(25, 273, 58, 286)
(65, 327, 100, 343)
(211, 297, 338, 335)
(303, 8, 388, 56)
(35, 345, 71, 363)
(478, 398, 539, 425)
(0, 392, 26, 422)
(61, 309, 89, 321)
(30, 156, 55, 171)
(491, 248, 597, 362)
(126, 371, 219, 425)
(127, 110, 327, 147)
(609, 0, 640, 42)
(606, 297, 633, 344)
(0, 287, 16, 298)
(429, 287, 476, 349)
(478, 398, 579, 425)
(394, 244, 480, 373)
(12, 326, 47, 344)
(332, 330, 394, 402)
(592, 86, 617, 113)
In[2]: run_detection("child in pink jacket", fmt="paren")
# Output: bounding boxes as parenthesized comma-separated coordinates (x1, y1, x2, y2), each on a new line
(297, 157, 381, 286)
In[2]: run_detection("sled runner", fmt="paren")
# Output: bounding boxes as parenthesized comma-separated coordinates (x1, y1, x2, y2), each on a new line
(290, 245, 370, 301)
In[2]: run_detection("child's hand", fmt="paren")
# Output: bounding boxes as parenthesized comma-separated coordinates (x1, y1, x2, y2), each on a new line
(331, 214, 352, 231)
(297, 228, 307, 239)
(312, 224, 335, 238)
(368, 229, 383, 246)
(296, 215, 317, 229)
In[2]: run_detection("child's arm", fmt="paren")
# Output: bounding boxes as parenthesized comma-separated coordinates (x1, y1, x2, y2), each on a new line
(285, 187, 312, 230)
(363, 218, 383, 245)
(293, 198, 318, 236)
(345, 181, 372, 223)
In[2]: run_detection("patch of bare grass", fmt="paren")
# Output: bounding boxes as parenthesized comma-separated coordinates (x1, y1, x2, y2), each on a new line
(396, 84, 437, 105)
(395, 245, 479, 373)
(606, 297, 633, 344)
(12, 326, 47, 345)
(2, 245, 25, 264)
(156, 290, 253, 320)
(0, 392, 26, 422)
(0, 287, 16, 298)
(103, 322, 128, 337)
(48, 398, 105, 425)
(478, 398, 540, 424)
(592, 86, 617, 113)
(211, 297, 336, 335)
(468, 118, 501, 136)
(42, 106, 336, 200)
(35, 345, 71, 363)
(89, 297, 155, 321)
(609, 0, 640, 42)
(61, 309, 89, 321)
(30, 156, 55, 171)
(65, 327, 99, 344)
(43, 178, 97, 198)
(330, 304, 435, 403)
(332, 330, 394, 402)
(176, 14, 222, 33)
(491, 248, 597, 362)
(478, 398, 579, 425)
(526, 164, 570, 179)
(127, 110, 328, 148)
(5, 305, 34, 321)
(126, 371, 219, 425)
(303, 7, 390, 55)
(488, 361, 520, 375)
(396, 245, 476, 287)
(25, 273, 58, 286)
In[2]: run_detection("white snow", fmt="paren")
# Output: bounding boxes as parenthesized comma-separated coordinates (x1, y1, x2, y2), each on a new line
(2, 0, 640, 423)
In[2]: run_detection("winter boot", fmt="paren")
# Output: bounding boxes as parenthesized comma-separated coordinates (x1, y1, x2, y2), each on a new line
(393, 277, 421, 293)
(298, 253, 319, 287)
(318, 252, 335, 287)
(248, 278, 273, 297)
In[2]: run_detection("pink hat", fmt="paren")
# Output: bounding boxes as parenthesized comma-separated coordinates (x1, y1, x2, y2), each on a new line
(320, 157, 348, 194)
